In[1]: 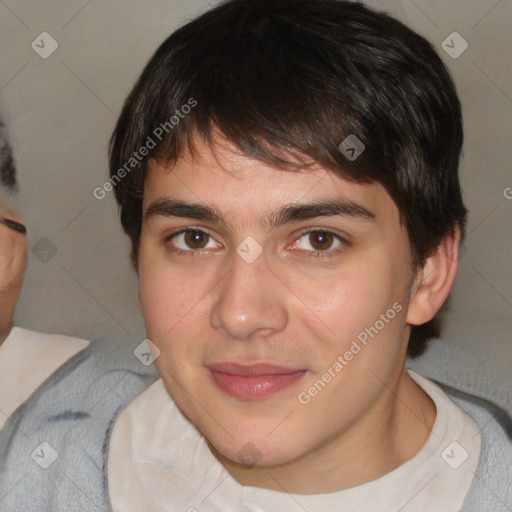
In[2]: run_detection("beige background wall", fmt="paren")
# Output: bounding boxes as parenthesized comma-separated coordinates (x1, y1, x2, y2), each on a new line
(1, 1, 511, 378)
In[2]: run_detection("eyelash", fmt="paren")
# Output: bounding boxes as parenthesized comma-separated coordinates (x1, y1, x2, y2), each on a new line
(163, 227, 347, 259)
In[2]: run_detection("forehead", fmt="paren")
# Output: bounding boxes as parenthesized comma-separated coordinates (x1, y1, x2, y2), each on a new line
(143, 137, 400, 229)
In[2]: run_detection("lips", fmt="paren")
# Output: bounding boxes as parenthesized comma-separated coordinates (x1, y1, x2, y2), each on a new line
(207, 362, 307, 399)
(207, 362, 302, 376)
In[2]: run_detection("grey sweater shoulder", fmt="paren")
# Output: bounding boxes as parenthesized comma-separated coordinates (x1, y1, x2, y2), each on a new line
(449, 385, 512, 511)
(0, 336, 158, 511)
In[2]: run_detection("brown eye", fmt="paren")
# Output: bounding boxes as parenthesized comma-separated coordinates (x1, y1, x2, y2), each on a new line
(166, 228, 219, 254)
(291, 229, 344, 256)
(183, 230, 209, 249)
(308, 231, 334, 251)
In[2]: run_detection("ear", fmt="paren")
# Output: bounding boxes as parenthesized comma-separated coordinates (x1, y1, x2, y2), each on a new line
(406, 225, 461, 326)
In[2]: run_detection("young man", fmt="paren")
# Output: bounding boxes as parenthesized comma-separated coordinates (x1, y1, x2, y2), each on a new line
(102, 1, 512, 510)
(0, 118, 158, 509)
(4, 0, 510, 510)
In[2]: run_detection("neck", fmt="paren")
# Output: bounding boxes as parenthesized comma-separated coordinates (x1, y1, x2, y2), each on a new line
(213, 369, 436, 494)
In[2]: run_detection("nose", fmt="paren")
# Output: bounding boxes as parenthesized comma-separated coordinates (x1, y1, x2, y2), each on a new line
(210, 247, 288, 341)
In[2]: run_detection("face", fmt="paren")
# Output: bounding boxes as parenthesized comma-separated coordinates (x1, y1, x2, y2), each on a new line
(0, 192, 27, 343)
(138, 137, 417, 469)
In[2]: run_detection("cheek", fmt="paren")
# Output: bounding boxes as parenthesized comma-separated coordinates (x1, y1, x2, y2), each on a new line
(296, 263, 392, 345)
(296, 259, 409, 388)
(139, 253, 195, 326)
(296, 300, 408, 430)
(138, 257, 212, 369)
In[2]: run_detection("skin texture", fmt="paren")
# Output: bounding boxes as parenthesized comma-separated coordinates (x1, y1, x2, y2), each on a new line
(137, 135, 460, 494)
(0, 201, 27, 345)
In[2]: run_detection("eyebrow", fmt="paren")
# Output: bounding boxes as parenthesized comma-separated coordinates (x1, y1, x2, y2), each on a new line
(0, 217, 27, 234)
(144, 197, 377, 230)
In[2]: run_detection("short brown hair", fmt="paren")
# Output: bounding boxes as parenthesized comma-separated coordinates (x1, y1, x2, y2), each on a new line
(109, 0, 468, 356)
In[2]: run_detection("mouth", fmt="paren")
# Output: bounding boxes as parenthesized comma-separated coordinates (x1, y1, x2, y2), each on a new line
(207, 362, 307, 400)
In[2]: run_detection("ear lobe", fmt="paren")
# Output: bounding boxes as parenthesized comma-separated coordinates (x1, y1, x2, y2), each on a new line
(406, 225, 461, 326)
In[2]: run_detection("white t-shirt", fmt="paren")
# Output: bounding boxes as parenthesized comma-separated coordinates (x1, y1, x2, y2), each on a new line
(0, 326, 89, 431)
(107, 370, 481, 512)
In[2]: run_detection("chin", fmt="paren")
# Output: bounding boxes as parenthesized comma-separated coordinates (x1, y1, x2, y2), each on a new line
(162, 372, 310, 466)
(212, 437, 298, 468)
(198, 418, 305, 468)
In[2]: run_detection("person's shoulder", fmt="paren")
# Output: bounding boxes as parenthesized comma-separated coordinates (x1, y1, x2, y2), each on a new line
(440, 385, 512, 511)
(0, 332, 159, 511)
(43, 331, 158, 386)
(28, 334, 160, 431)
(4, 327, 158, 406)
(407, 342, 512, 511)
(10, 325, 90, 348)
(406, 337, 512, 415)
